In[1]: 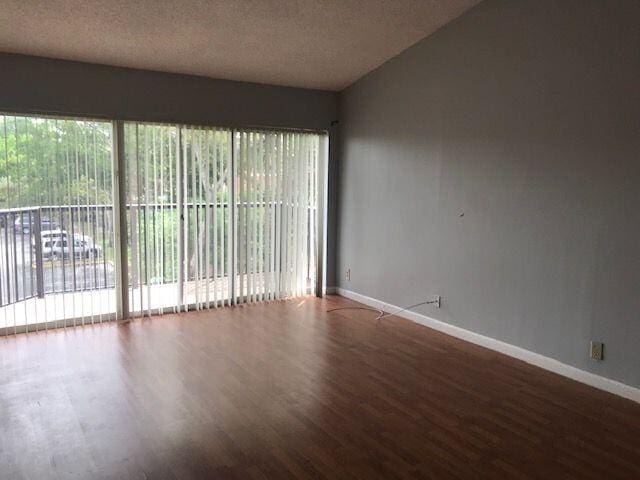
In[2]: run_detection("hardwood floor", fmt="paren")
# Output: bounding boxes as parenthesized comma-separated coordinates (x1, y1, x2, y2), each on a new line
(1, 295, 639, 479)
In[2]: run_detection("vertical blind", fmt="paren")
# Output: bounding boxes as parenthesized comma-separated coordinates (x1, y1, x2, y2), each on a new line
(124, 123, 321, 316)
(124, 123, 233, 316)
(0, 114, 323, 332)
(235, 130, 318, 303)
(0, 114, 116, 334)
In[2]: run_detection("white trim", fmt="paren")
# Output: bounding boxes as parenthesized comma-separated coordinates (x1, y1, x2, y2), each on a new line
(325, 286, 337, 295)
(336, 288, 640, 404)
(317, 133, 328, 297)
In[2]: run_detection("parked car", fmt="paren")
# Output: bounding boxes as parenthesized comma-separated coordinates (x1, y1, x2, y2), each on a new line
(32, 229, 68, 248)
(43, 237, 102, 260)
(14, 213, 60, 234)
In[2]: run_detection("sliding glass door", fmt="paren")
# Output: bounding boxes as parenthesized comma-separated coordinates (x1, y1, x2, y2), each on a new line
(0, 114, 116, 333)
(235, 130, 319, 303)
(0, 113, 324, 331)
(124, 123, 233, 316)
(124, 124, 322, 315)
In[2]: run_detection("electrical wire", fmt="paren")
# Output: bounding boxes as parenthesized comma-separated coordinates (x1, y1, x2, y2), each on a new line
(327, 299, 439, 321)
(326, 306, 383, 316)
(375, 299, 438, 320)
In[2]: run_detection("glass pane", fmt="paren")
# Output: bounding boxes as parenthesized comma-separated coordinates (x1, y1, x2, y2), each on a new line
(0, 114, 116, 332)
(234, 130, 319, 303)
(124, 123, 232, 315)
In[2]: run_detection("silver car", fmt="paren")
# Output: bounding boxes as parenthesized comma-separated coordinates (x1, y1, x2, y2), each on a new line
(43, 238, 102, 260)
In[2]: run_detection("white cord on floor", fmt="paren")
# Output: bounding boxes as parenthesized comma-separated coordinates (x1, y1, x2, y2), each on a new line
(326, 306, 383, 316)
(327, 299, 438, 321)
(375, 299, 438, 320)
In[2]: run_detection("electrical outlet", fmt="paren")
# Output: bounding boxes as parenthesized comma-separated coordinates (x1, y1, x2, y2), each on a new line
(346, 268, 351, 281)
(590, 341, 604, 361)
(433, 295, 441, 308)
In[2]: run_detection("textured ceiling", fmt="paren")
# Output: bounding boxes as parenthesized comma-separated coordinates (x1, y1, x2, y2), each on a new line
(0, 0, 481, 91)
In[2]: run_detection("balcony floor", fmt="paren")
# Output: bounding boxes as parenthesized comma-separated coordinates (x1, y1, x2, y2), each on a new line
(0, 280, 227, 332)
(0, 275, 310, 333)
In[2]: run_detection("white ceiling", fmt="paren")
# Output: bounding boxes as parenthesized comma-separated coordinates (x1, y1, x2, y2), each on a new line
(0, 0, 480, 91)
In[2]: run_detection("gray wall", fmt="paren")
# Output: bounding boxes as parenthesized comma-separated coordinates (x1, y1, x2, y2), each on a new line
(0, 53, 337, 130)
(337, 0, 640, 388)
(0, 52, 340, 287)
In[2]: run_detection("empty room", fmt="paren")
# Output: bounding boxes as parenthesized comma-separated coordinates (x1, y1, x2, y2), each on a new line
(1, 0, 639, 478)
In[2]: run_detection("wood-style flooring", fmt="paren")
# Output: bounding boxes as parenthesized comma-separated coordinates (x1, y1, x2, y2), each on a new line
(1, 295, 639, 479)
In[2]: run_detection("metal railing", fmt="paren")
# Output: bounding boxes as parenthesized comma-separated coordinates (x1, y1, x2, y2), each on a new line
(0, 201, 316, 309)
(0, 205, 116, 307)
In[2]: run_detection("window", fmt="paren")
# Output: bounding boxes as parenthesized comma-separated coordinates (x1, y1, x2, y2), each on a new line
(0, 114, 325, 333)
(0, 113, 116, 333)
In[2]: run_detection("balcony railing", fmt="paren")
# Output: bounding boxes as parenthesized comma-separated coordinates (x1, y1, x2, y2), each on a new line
(0, 201, 316, 309)
(0, 205, 116, 307)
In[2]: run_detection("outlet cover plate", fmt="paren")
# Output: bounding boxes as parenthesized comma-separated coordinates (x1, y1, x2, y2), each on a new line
(434, 295, 441, 308)
(590, 341, 604, 361)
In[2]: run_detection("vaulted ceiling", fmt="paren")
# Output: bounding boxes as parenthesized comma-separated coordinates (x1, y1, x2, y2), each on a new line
(0, 0, 481, 91)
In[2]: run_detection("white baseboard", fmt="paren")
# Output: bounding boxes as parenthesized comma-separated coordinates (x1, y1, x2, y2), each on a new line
(325, 286, 338, 295)
(336, 287, 640, 404)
